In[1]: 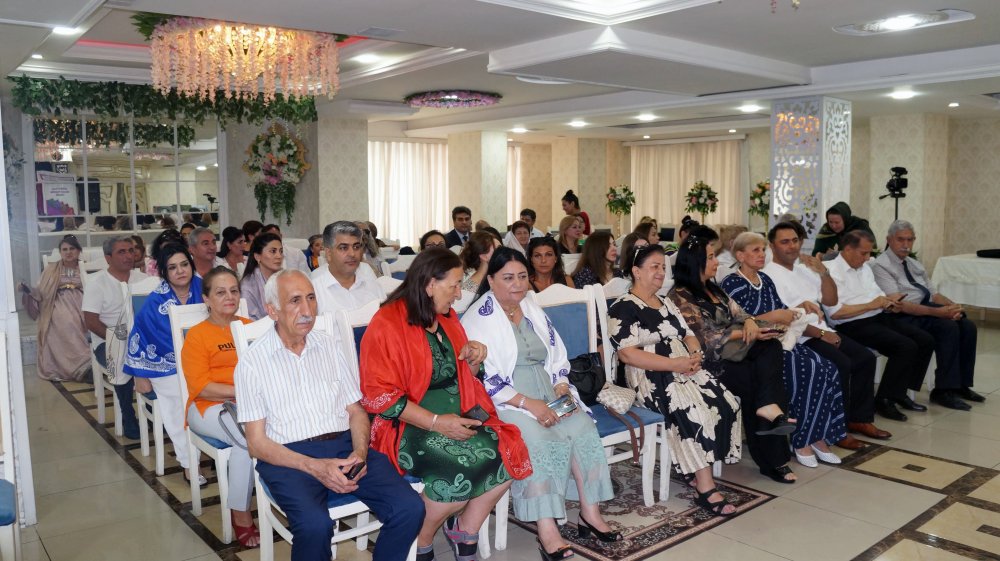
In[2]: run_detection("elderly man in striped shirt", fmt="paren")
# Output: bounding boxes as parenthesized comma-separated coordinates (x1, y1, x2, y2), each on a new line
(235, 269, 424, 561)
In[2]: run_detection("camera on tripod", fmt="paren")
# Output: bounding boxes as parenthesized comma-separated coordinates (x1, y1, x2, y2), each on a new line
(884, 167, 908, 199)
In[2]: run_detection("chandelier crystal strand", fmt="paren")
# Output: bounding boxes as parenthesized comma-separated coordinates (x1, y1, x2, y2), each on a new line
(151, 17, 339, 104)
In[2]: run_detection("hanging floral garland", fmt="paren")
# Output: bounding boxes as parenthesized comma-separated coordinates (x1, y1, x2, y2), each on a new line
(244, 123, 310, 225)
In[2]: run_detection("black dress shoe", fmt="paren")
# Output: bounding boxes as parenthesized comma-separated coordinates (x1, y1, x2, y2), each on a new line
(876, 398, 907, 422)
(958, 388, 986, 403)
(931, 391, 972, 411)
(894, 396, 928, 412)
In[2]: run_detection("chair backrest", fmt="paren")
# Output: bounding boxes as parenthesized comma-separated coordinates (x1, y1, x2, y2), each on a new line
(592, 224, 612, 233)
(80, 260, 109, 273)
(334, 299, 382, 374)
(528, 284, 598, 359)
(449, 245, 462, 254)
(170, 300, 249, 408)
(381, 254, 417, 279)
(130, 276, 165, 315)
(603, 277, 630, 300)
(283, 237, 309, 250)
(561, 253, 581, 275)
(232, 312, 336, 358)
(375, 275, 402, 295)
(453, 290, 477, 315)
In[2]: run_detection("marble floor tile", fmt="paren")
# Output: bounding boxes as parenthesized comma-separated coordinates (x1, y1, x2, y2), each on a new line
(856, 450, 973, 490)
(888, 427, 1000, 469)
(35, 478, 175, 539)
(874, 538, 982, 561)
(32, 449, 140, 496)
(28, 426, 116, 464)
(20, 524, 39, 543)
(19, 539, 51, 561)
(930, 412, 1000, 442)
(969, 473, 1000, 505)
(917, 502, 1000, 557)
(41, 509, 215, 561)
(708, 456, 837, 497)
(653, 530, 792, 560)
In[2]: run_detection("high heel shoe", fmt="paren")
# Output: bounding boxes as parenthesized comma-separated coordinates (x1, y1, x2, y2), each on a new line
(538, 539, 575, 560)
(794, 449, 818, 468)
(231, 511, 260, 548)
(577, 514, 623, 542)
(810, 444, 842, 464)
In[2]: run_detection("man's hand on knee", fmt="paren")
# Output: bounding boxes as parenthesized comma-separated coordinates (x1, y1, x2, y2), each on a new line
(307, 457, 359, 494)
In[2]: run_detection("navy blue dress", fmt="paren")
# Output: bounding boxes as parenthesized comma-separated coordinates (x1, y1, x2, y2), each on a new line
(721, 272, 847, 448)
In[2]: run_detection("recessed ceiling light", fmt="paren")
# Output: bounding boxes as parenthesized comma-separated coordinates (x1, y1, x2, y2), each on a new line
(510, 126, 527, 134)
(52, 26, 79, 35)
(739, 104, 763, 113)
(31, 53, 43, 60)
(642, 135, 650, 139)
(507, 138, 513, 142)
(889, 89, 916, 100)
(213, 163, 219, 167)
(728, 129, 737, 133)
(196, 165, 207, 171)
(948, 102, 960, 108)
(569, 120, 587, 128)
(516, 76, 571, 85)
(352, 53, 381, 64)
(637, 113, 656, 122)
(834, 9, 975, 36)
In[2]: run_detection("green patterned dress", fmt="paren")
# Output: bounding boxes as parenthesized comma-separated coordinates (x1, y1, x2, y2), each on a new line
(379, 326, 510, 502)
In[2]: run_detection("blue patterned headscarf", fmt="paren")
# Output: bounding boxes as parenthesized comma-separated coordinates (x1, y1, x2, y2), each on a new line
(123, 277, 203, 379)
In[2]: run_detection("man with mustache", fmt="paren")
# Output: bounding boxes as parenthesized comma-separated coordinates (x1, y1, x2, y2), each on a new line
(311, 220, 386, 315)
(236, 269, 423, 560)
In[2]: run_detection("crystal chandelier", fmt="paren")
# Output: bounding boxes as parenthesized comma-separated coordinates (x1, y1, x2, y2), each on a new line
(150, 17, 340, 104)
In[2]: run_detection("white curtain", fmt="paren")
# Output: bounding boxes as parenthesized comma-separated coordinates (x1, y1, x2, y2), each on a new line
(507, 145, 522, 226)
(630, 140, 744, 228)
(368, 140, 449, 247)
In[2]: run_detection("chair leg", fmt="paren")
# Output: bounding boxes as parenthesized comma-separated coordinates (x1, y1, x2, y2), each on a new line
(494, 490, 509, 551)
(712, 460, 721, 479)
(111, 387, 123, 437)
(658, 423, 671, 502)
(406, 536, 418, 561)
(641, 424, 656, 507)
(356, 512, 369, 551)
(257, 481, 275, 561)
(95, 379, 106, 424)
(217, 452, 233, 544)
(138, 397, 150, 457)
(478, 513, 492, 559)
(189, 436, 202, 517)
(153, 402, 165, 476)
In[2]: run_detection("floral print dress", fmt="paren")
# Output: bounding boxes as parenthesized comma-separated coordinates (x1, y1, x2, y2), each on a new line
(608, 293, 742, 475)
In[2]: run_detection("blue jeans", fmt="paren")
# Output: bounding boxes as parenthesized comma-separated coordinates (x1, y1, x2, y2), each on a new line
(94, 343, 139, 437)
(256, 433, 424, 561)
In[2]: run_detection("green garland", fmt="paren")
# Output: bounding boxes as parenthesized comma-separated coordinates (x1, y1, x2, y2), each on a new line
(9, 75, 318, 129)
(33, 118, 196, 148)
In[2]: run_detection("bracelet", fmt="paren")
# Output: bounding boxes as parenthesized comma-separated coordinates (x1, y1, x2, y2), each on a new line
(430, 414, 438, 431)
(819, 329, 827, 338)
(517, 395, 527, 409)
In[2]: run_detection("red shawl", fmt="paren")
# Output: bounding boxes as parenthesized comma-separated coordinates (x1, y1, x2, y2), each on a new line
(360, 299, 533, 480)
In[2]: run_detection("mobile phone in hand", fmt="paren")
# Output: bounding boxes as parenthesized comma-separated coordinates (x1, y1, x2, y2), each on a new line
(346, 461, 366, 480)
(462, 404, 490, 424)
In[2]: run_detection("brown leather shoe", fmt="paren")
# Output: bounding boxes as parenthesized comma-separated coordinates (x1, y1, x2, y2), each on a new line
(847, 422, 892, 440)
(836, 435, 868, 450)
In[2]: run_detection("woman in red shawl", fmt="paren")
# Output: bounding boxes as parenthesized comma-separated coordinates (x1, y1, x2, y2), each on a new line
(361, 248, 531, 561)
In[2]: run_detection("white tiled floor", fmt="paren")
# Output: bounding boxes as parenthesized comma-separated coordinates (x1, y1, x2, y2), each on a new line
(16, 315, 1000, 560)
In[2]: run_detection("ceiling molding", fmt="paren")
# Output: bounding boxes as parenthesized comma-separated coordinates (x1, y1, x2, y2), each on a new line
(63, 41, 151, 64)
(474, 0, 718, 25)
(338, 47, 480, 89)
(12, 61, 153, 84)
(624, 133, 747, 146)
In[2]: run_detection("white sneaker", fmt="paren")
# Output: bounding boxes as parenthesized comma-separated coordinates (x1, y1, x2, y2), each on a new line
(810, 444, 842, 465)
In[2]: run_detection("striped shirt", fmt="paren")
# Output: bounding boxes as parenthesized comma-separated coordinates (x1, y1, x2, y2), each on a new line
(234, 326, 362, 444)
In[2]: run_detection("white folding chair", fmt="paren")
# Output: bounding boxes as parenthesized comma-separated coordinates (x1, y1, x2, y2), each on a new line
(232, 314, 422, 561)
(0, 334, 22, 561)
(129, 276, 171, 475)
(449, 245, 463, 254)
(453, 290, 477, 315)
(375, 275, 402, 295)
(381, 254, 417, 279)
(560, 253, 581, 275)
(532, 284, 663, 507)
(169, 300, 248, 544)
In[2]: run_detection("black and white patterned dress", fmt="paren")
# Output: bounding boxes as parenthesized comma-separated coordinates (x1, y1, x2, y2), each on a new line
(608, 293, 742, 474)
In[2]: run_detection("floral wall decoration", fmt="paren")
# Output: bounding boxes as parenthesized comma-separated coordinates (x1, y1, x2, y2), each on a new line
(685, 180, 719, 224)
(244, 123, 310, 225)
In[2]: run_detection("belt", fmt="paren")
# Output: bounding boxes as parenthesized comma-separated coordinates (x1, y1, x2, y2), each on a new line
(304, 431, 346, 442)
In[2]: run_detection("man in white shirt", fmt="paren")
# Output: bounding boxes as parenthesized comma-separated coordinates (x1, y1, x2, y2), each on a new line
(824, 230, 934, 422)
(187, 227, 217, 277)
(764, 222, 889, 447)
(871, 220, 981, 410)
(82, 235, 149, 440)
(236, 269, 423, 561)
(263, 223, 310, 274)
(311, 221, 386, 315)
(519, 208, 546, 238)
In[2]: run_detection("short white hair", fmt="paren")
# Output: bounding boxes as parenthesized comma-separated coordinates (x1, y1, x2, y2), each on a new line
(263, 268, 309, 311)
(888, 219, 915, 237)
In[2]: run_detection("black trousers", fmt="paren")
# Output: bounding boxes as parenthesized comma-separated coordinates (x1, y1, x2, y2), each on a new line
(805, 334, 877, 423)
(835, 314, 933, 400)
(719, 339, 790, 473)
(896, 314, 977, 390)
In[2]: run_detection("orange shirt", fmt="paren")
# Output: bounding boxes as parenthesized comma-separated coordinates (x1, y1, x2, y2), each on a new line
(181, 317, 251, 417)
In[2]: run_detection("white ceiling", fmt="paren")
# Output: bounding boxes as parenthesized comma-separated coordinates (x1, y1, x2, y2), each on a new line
(3, 0, 1000, 142)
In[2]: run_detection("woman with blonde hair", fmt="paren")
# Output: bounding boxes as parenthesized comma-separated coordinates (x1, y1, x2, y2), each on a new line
(556, 215, 583, 255)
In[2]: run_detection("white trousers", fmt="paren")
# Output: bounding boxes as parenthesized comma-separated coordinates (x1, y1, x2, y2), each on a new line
(148, 375, 190, 469)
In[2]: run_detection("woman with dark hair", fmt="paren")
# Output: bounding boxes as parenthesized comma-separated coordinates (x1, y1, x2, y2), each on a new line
(632, 222, 660, 246)
(419, 230, 448, 251)
(678, 215, 699, 244)
(360, 248, 530, 561)
(181, 266, 258, 546)
(147, 229, 186, 276)
(668, 229, 798, 484)
(812, 202, 876, 257)
(240, 232, 283, 320)
(617, 233, 649, 273)
(608, 244, 742, 516)
(722, 233, 847, 468)
(241, 220, 265, 256)
(561, 189, 591, 235)
(463, 248, 619, 559)
(528, 237, 575, 292)
(19, 235, 91, 381)
(555, 215, 582, 255)
(572, 231, 618, 287)
(180, 222, 196, 239)
(458, 231, 501, 292)
(304, 234, 324, 271)
(216, 226, 246, 275)
(125, 243, 205, 483)
(130, 235, 150, 272)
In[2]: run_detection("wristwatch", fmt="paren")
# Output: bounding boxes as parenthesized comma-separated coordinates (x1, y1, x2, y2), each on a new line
(819, 329, 827, 338)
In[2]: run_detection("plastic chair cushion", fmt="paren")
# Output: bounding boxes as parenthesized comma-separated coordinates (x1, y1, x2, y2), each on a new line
(391, 271, 406, 280)
(543, 302, 589, 358)
(191, 430, 231, 450)
(0, 479, 15, 526)
(591, 404, 663, 438)
(260, 473, 423, 509)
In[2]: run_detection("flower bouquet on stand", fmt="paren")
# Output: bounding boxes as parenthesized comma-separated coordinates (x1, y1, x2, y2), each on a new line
(606, 184, 636, 237)
(685, 180, 718, 224)
(244, 123, 310, 225)
(749, 179, 770, 230)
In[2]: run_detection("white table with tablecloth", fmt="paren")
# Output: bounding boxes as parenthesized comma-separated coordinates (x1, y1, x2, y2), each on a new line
(931, 254, 1000, 309)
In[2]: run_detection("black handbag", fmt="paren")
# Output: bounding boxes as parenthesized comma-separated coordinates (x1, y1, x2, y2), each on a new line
(567, 352, 605, 406)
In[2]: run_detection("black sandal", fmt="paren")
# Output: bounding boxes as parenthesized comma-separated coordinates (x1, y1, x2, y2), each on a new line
(761, 464, 796, 484)
(678, 471, 697, 488)
(538, 539, 575, 560)
(693, 487, 737, 517)
(756, 414, 796, 436)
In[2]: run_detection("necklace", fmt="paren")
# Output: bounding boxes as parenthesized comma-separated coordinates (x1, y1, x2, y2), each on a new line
(501, 305, 519, 319)
(737, 268, 762, 289)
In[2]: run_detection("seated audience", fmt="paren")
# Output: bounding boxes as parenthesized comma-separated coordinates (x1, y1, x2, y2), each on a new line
(671, 216, 701, 266)
(482, 226, 504, 245)
(360, 248, 528, 561)
(632, 222, 660, 246)
(714, 224, 747, 284)
(561, 189, 591, 235)
(262, 224, 309, 274)
(160, 216, 177, 230)
(764, 222, 888, 448)
(188, 226, 218, 277)
(617, 233, 649, 272)
(528, 237, 575, 292)
(147, 229, 186, 276)
(310, 221, 385, 315)
(571, 231, 618, 287)
(459, 231, 501, 292)
(131, 235, 151, 272)
(812, 202, 875, 257)
(556, 215, 583, 255)
(444, 206, 473, 247)
(519, 208, 545, 238)
(241, 220, 264, 255)
(237, 269, 424, 561)
(502, 220, 532, 255)
(871, 220, 982, 409)
(355, 221, 386, 278)
(638, 216, 658, 232)
(180, 222, 196, 239)
(419, 230, 448, 251)
(241, 233, 284, 320)
(609, 244, 742, 516)
(181, 267, 258, 547)
(464, 248, 620, 558)
(824, 230, 934, 421)
(124, 243, 206, 484)
(669, 230, 798, 484)
(215, 226, 246, 275)
(303, 234, 323, 271)
(474, 219, 491, 231)
(721, 233, 847, 467)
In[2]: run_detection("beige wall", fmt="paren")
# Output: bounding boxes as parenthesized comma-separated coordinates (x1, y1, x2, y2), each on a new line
(946, 118, 1000, 257)
(447, 131, 508, 228)
(849, 124, 871, 220)
(316, 116, 367, 235)
(518, 144, 552, 228)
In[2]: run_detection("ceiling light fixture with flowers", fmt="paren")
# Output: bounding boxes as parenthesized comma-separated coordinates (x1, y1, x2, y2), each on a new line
(404, 90, 502, 108)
